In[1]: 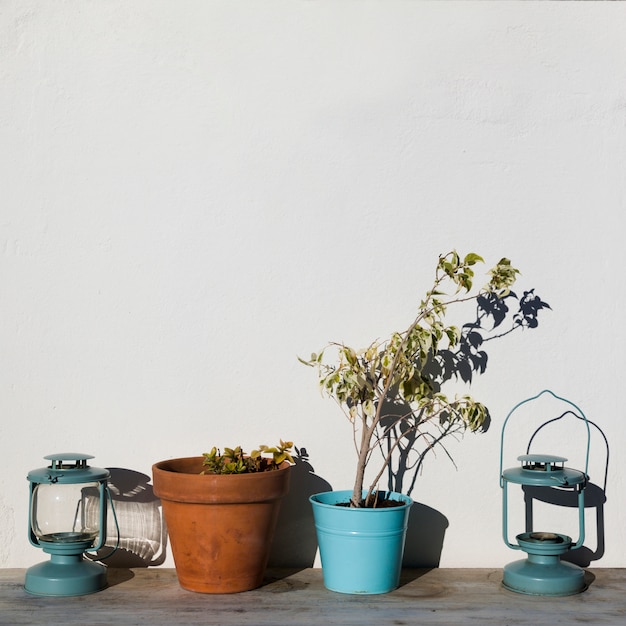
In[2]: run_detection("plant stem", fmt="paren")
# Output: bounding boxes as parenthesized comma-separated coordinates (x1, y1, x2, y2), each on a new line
(351, 419, 374, 507)
(352, 282, 478, 507)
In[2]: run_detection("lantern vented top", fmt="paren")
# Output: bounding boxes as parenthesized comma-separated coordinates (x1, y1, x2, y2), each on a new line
(518, 454, 567, 472)
(44, 453, 94, 470)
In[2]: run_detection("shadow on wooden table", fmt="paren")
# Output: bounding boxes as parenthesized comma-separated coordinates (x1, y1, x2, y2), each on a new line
(107, 568, 136, 587)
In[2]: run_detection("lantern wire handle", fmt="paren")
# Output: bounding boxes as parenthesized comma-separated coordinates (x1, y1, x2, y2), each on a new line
(86, 487, 121, 562)
(526, 410, 609, 494)
(499, 389, 591, 488)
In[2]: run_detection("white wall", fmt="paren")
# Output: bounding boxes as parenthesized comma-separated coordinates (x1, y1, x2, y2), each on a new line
(1, 1, 624, 569)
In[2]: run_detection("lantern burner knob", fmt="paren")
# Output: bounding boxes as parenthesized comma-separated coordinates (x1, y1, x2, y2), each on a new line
(529, 532, 561, 543)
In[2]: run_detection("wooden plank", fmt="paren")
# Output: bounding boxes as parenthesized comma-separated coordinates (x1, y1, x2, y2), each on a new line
(1, 568, 625, 625)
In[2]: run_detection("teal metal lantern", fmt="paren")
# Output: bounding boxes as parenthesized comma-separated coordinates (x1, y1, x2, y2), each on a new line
(500, 391, 590, 596)
(26, 453, 111, 596)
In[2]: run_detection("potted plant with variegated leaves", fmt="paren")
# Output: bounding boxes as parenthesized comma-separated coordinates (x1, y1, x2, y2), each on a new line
(301, 251, 549, 594)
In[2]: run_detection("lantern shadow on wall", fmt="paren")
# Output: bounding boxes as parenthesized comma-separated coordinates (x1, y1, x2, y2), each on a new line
(521, 410, 609, 569)
(89, 468, 167, 568)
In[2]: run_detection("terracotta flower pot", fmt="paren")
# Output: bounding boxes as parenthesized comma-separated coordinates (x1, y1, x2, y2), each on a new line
(152, 456, 291, 593)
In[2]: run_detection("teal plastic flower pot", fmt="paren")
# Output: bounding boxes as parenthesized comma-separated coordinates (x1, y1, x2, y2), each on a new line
(310, 490, 413, 594)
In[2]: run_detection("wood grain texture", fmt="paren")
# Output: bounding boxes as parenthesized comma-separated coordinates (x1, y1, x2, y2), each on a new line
(1, 568, 625, 625)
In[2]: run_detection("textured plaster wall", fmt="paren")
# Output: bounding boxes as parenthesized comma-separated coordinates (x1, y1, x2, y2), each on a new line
(1, 1, 625, 569)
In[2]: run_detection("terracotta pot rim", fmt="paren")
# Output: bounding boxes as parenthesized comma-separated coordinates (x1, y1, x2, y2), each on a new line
(153, 456, 291, 475)
(152, 456, 291, 503)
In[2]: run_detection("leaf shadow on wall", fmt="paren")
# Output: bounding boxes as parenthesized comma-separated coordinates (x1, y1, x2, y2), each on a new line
(268, 447, 332, 569)
(380, 289, 550, 568)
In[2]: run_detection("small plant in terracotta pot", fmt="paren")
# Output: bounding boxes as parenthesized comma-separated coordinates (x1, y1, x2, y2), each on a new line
(201, 441, 294, 474)
(152, 441, 293, 593)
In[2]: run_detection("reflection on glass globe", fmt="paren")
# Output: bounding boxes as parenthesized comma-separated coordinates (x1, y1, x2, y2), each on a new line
(31, 482, 101, 545)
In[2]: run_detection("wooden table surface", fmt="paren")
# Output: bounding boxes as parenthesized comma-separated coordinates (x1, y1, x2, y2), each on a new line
(1, 567, 625, 625)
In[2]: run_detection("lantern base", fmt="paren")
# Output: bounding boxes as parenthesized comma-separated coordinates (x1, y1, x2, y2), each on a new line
(25, 555, 107, 597)
(503, 557, 586, 596)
